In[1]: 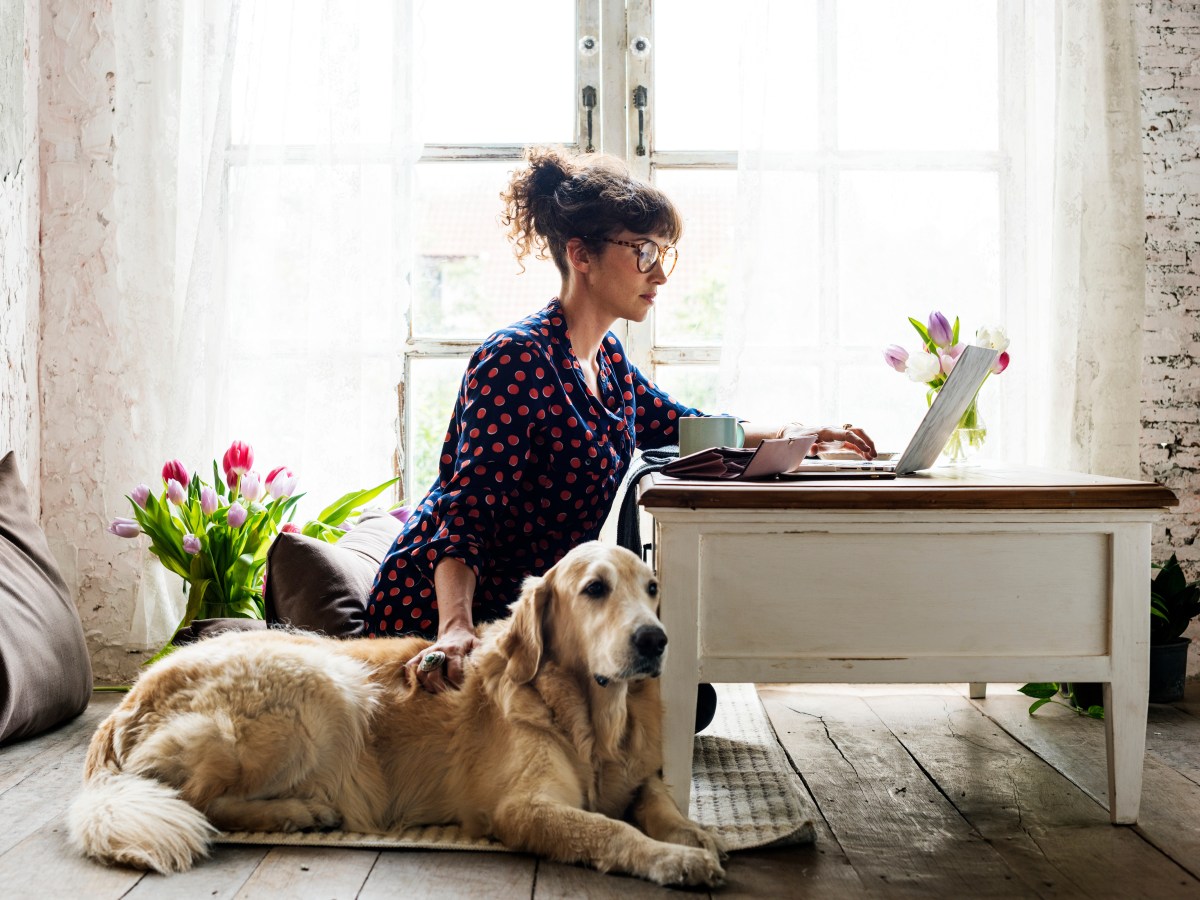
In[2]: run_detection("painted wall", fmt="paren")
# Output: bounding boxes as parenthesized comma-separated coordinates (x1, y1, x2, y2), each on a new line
(0, 0, 41, 499)
(28, 2, 1200, 682)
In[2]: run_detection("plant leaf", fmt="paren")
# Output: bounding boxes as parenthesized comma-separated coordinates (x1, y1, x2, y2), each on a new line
(1028, 697, 1052, 715)
(1018, 682, 1059, 700)
(316, 477, 400, 526)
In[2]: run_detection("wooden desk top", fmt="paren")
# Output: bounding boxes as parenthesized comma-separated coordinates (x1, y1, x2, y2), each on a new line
(639, 463, 1179, 511)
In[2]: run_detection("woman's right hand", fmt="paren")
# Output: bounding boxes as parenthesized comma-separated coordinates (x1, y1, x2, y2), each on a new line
(406, 624, 478, 694)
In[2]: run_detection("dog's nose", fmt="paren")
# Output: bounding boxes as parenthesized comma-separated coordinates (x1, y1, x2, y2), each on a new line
(632, 625, 668, 659)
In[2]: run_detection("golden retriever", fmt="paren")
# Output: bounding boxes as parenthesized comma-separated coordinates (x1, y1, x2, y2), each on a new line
(68, 542, 725, 887)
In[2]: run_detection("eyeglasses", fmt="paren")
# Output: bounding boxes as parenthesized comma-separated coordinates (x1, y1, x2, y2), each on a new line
(600, 238, 679, 276)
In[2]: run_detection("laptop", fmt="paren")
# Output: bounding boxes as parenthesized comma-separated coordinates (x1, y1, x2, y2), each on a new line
(784, 344, 1000, 478)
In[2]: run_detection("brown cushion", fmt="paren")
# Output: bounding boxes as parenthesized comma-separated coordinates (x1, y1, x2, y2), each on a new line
(0, 452, 92, 744)
(263, 510, 404, 637)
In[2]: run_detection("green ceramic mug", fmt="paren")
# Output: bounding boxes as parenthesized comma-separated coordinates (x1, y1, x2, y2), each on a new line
(679, 416, 746, 457)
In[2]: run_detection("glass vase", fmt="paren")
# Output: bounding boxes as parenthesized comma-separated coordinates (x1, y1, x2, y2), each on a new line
(941, 398, 986, 465)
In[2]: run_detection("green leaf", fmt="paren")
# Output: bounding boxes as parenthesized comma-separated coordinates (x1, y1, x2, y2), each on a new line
(316, 477, 401, 527)
(908, 316, 933, 350)
(1028, 697, 1052, 715)
(951, 316, 960, 345)
(1018, 682, 1059, 700)
(1084, 705, 1105, 720)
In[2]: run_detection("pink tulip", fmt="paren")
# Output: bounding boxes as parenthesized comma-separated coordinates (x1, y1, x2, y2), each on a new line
(107, 517, 141, 538)
(992, 351, 1010, 375)
(266, 466, 299, 499)
(222, 441, 254, 487)
(927, 311, 953, 347)
(200, 486, 218, 515)
(182, 534, 202, 555)
(883, 345, 909, 373)
(227, 502, 248, 528)
(166, 479, 186, 506)
(161, 459, 189, 488)
(131, 484, 151, 508)
(280, 522, 301, 534)
(240, 471, 264, 503)
(938, 344, 964, 376)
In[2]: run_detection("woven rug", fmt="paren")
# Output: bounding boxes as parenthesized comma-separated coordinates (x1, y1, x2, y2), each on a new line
(219, 683, 816, 854)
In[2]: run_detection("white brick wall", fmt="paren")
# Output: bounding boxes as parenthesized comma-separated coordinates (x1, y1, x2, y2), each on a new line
(1137, 1, 1200, 673)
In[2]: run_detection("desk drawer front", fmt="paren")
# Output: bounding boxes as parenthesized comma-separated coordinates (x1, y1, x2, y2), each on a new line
(696, 531, 1110, 658)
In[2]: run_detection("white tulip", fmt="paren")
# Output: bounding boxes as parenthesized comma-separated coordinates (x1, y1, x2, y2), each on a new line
(905, 350, 941, 383)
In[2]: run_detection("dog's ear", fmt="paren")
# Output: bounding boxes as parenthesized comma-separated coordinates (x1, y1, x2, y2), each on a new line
(501, 572, 552, 684)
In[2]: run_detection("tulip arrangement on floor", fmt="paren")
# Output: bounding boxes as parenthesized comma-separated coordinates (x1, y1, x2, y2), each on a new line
(884, 311, 1012, 463)
(109, 440, 399, 657)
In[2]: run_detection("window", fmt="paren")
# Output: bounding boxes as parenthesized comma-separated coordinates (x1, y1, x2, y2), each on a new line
(225, 0, 1043, 508)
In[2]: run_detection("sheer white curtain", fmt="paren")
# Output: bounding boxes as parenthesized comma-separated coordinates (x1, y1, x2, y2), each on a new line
(722, 0, 1145, 477)
(1047, 0, 1146, 478)
(111, 0, 414, 646)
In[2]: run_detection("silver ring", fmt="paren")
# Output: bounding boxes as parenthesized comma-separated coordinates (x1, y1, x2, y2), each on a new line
(418, 650, 446, 673)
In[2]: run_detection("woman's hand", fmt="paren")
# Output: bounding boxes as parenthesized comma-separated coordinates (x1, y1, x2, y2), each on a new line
(781, 423, 877, 459)
(406, 625, 478, 694)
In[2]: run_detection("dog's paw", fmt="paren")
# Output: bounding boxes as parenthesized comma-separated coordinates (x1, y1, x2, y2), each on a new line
(646, 845, 725, 888)
(665, 822, 726, 860)
(303, 801, 343, 831)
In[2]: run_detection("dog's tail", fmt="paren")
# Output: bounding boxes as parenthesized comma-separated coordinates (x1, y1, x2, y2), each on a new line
(67, 716, 217, 874)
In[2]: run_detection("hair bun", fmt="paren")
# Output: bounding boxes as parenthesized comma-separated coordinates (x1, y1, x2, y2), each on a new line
(525, 149, 575, 198)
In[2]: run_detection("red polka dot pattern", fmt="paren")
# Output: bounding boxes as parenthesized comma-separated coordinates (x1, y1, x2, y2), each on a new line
(364, 298, 704, 638)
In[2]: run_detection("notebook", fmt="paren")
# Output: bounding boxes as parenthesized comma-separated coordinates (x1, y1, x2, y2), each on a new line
(784, 344, 1000, 479)
(661, 435, 817, 480)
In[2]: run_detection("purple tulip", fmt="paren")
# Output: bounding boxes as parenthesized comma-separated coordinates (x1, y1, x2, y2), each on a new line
(240, 471, 264, 503)
(390, 506, 413, 525)
(166, 478, 186, 506)
(183, 534, 202, 555)
(883, 345, 909, 373)
(927, 311, 953, 347)
(227, 502, 248, 528)
(131, 484, 151, 509)
(200, 486, 218, 516)
(107, 517, 141, 538)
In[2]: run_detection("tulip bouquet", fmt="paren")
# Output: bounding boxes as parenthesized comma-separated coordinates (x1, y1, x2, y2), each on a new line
(884, 311, 1011, 461)
(108, 440, 399, 650)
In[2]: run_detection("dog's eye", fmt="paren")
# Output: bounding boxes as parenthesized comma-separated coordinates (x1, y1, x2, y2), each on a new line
(647, 581, 658, 597)
(582, 580, 609, 599)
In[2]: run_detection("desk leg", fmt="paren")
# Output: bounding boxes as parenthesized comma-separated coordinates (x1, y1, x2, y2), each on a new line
(656, 525, 701, 815)
(968, 682, 987, 699)
(1105, 527, 1151, 824)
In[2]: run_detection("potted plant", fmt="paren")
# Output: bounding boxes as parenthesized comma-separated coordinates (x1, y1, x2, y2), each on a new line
(1020, 554, 1199, 715)
(1148, 554, 1200, 702)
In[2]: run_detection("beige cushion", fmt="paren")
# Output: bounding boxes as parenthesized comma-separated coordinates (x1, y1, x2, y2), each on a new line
(0, 452, 92, 744)
(263, 510, 404, 637)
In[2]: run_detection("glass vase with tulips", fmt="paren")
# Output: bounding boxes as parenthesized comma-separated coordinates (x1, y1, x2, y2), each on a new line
(883, 311, 1011, 464)
(109, 440, 400, 657)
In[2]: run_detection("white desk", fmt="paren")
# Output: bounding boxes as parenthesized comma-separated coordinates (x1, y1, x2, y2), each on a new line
(640, 465, 1177, 822)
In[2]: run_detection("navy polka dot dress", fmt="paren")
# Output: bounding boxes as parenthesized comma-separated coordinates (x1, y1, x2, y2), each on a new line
(365, 298, 704, 637)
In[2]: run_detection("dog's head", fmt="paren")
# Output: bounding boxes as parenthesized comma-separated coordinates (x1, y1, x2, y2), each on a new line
(502, 542, 666, 687)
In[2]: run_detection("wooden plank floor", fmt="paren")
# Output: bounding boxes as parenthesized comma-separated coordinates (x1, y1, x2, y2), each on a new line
(4, 682, 1200, 899)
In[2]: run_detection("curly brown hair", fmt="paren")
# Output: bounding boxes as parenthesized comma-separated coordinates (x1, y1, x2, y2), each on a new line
(500, 147, 683, 276)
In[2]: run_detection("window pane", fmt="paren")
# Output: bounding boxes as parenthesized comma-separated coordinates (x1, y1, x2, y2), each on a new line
(413, 162, 562, 338)
(837, 170, 1002, 353)
(652, 169, 737, 346)
(837, 0, 999, 151)
(651, 365, 721, 417)
(225, 162, 402, 521)
(655, 0, 817, 151)
(233, 0, 395, 145)
(405, 357, 469, 501)
(413, 0, 574, 144)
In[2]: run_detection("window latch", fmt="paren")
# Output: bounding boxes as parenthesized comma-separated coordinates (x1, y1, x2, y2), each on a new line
(582, 85, 597, 153)
(633, 85, 648, 156)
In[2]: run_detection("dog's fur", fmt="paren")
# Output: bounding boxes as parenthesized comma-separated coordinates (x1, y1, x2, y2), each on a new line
(68, 542, 725, 887)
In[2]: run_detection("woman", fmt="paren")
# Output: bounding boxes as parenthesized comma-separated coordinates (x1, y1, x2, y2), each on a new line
(366, 148, 875, 692)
